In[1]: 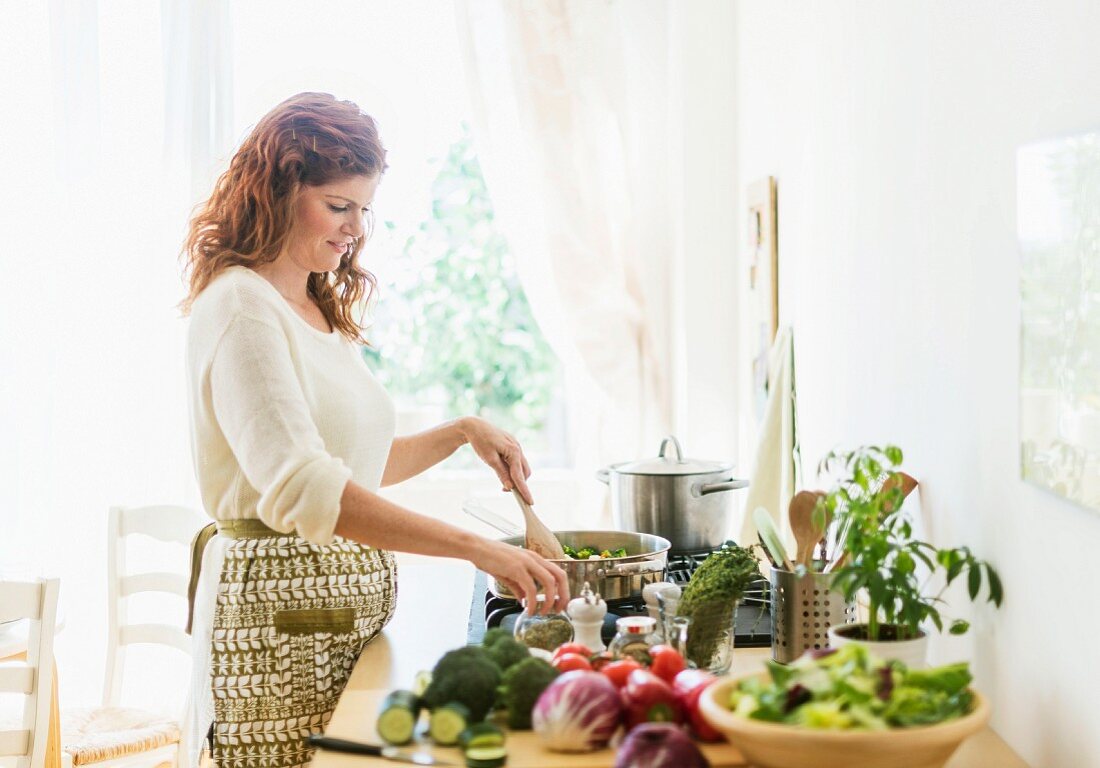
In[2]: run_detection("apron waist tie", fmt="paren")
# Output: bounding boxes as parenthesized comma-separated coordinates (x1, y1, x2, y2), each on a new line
(185, 518, 286, 633)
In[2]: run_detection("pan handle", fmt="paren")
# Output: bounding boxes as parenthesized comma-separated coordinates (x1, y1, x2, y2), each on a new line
(597, 560, 666, 579)
(695, 478, 750, 497)
(462, 500, 523, 537)
(595, 468, 611, 484)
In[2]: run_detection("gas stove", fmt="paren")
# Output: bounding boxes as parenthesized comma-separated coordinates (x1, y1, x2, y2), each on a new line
(466, 550, 773, 648)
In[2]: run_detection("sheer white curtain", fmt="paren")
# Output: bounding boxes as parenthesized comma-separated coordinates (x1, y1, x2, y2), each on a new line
(454, 0, 681, 506)
(0, 0, 232, 708)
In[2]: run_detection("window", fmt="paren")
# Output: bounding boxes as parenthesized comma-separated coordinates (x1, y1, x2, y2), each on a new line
(363, 126, 566, 468)
(231, 1, 568, 471)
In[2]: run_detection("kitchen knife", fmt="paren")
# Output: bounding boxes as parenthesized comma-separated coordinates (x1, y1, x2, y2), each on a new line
(307, 734, 457, 765)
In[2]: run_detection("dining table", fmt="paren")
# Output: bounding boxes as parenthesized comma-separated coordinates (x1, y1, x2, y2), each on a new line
(308, 557, 1029, 767)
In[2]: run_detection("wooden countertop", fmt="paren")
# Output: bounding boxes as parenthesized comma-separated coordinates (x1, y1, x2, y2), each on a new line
(311, 558, 1029, 767)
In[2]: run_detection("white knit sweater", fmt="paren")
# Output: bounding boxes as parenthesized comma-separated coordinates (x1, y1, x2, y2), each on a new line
(185, 265, 395, 544)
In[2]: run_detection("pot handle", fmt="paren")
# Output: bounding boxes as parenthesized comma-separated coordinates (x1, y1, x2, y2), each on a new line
(597, 560, 666, 578)
(658, 435, 684, 462)
(595, 468, 611, 484)
(695, 478, 750, 497)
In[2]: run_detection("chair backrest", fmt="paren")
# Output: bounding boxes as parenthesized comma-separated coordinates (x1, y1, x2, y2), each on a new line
(103, 505, 202, 707)
(0, 577, 61, 768)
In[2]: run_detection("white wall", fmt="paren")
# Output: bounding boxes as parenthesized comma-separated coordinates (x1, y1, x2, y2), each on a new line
(671, 1, 741, 465)
(730, 2, 1100, 765)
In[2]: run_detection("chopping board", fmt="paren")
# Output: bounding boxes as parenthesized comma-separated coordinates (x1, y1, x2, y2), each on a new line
(321, 688, 749, 767)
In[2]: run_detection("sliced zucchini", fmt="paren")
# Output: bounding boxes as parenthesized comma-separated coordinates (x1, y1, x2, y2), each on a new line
(429, 702, 472, 746)
(376, 689, 420, 745)
(458, 722, 505, 751)
(465, 745, 508, 768)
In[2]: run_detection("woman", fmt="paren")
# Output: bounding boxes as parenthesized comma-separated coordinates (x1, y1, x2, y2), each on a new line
(179, 92, 569, 767)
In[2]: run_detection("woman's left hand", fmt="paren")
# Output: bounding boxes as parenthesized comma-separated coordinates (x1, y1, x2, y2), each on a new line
(459, 417, 534, 504)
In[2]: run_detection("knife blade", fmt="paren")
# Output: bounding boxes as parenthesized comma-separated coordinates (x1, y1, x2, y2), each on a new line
(307, 734, 457, 766)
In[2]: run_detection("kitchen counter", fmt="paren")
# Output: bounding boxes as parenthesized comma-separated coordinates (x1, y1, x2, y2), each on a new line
(310, 558, 1028, 768)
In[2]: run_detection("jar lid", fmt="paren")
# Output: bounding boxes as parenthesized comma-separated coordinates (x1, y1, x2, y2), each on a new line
(611, 435, 733, 476)
(616, 616, 657, 634)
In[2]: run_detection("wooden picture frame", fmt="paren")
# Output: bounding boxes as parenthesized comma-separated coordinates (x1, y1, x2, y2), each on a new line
(746, 176, 779, 421)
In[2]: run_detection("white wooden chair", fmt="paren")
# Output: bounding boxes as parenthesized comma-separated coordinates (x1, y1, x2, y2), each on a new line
(0, 577, 61, 768)
(60, 505, 201, 768)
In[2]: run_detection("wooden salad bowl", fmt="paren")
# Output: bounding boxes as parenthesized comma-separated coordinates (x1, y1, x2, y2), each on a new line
(698, 673, 990, 768)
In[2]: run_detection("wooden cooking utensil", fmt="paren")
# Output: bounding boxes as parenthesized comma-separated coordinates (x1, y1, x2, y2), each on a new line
(824, 472, 920, 573)
(881, 471, 919, 512)
(512, 489, 566, 560)
(788, 490, 826, 569)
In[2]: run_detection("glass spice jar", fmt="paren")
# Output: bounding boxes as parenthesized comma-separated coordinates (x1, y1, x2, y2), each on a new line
(514, 596, 575, 652)
(608, 616, 660, 663)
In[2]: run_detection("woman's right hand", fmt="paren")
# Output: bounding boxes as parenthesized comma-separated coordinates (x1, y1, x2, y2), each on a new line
(472, 538, 570, 614)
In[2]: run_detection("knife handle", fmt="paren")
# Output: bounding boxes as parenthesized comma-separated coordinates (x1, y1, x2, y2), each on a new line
(308, 734, 384, 756)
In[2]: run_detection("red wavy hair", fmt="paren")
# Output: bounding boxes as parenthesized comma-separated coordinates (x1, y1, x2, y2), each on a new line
(180, 92, 388, 343)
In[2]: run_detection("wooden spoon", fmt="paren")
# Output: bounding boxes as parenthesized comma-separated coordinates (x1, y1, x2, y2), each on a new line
(512, 489, 566, 560)
(881, 472, 919, 513)
(789, 490, 826, 569)
(824, 473, 919, 573)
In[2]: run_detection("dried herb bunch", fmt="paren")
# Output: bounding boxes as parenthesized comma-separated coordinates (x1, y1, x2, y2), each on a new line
(679, 540, 761, 666)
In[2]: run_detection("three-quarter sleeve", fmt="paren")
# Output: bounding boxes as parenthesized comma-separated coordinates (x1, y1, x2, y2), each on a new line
(209, 313, 352, 545)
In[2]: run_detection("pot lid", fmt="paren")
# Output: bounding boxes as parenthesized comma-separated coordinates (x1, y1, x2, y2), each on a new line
(612, 436, 733, 476)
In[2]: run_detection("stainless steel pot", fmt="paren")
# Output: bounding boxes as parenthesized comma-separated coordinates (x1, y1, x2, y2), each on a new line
(486, 530, 670, 602)
(598, 436, 749, 554)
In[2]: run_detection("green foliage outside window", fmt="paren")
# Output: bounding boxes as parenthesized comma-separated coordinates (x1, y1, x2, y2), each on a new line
(363, 126, 563, 466)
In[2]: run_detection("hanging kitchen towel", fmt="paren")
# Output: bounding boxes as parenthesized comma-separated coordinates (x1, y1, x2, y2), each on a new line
(739, 325, 800, 553)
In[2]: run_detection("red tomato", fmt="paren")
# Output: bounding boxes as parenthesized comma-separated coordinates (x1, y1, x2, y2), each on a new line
(673, 669, 722, 742)
(551, 652, 593, 673)
(551, 642, 593, 662)
(648, 645, 686, 683)
(600, 658, 643, 689)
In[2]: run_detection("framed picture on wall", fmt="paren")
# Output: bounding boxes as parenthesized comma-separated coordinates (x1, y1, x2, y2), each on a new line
(1018, 131, 1100, 512)
(746, 176, 779, 421)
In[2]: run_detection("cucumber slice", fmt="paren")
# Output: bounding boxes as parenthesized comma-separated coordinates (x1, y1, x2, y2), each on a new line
(429, 702, 471, 746)
(458, 722, 505, 751)
(376, 690, 420, 745)
(465, 745, 508, 768)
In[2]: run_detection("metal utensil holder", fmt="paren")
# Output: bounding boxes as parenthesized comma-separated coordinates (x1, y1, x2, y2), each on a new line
(770, 568, 855, 663)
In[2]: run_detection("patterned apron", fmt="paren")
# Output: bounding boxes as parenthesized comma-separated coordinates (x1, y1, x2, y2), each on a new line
(199, 519, 397, 768)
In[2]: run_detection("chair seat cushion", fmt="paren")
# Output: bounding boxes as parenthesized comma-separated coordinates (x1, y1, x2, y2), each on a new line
(61, 706, 179, 766)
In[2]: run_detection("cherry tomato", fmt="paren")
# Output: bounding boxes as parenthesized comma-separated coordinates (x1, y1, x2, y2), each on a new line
(600, 658, 643, 689)
(551, 652, 593, 673)
(648, 644, 686, 683)
(551, 642, 593, 662)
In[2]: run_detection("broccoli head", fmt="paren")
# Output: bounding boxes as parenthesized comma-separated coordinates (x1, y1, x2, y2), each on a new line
(485, 636, 530, 672)
(421, 646, 501, 721)
(482, 627, 513, 649)
(499, 656, 559, 730)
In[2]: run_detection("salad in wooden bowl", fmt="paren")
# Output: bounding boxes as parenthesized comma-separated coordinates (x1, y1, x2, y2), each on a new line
(699, 644, 989, 768)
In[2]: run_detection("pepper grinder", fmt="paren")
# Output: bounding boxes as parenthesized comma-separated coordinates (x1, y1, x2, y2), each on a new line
(642, 581, 679, 623)
(567, 581, 607, 652)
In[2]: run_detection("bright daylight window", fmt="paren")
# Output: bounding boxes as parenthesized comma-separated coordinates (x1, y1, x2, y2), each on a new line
(232, 1, 567, 470)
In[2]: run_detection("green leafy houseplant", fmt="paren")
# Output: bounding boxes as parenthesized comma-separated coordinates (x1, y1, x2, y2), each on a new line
(818, 445, 1004, 642)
